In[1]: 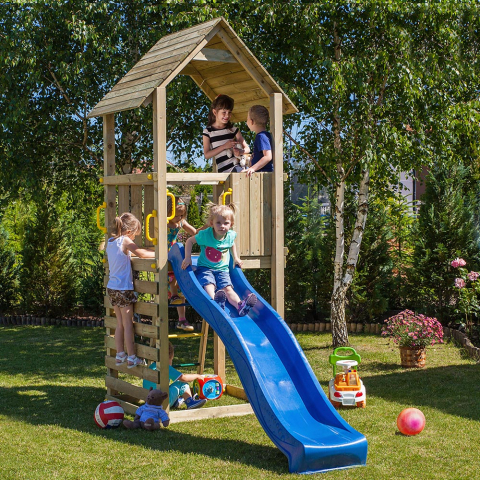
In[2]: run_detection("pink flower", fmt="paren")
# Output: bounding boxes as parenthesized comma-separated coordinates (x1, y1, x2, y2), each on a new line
(468, 271, 479, 281)
(455, 278, 466, 288)
(451, 258, 466, 268)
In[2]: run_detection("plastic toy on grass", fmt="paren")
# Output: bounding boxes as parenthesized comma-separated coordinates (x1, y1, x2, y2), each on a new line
(328, 347, 366, 408)
(397, 408, 425, 436)
(193, 374, 224, 400)
(94, 400, 124, 429)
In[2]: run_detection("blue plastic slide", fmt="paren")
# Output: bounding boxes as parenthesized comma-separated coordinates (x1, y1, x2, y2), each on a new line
(169, 243, 367, 474)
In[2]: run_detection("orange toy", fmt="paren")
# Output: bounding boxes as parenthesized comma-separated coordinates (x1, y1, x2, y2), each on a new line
(328, 347, 366, 408)
(192, 374, 224, 400)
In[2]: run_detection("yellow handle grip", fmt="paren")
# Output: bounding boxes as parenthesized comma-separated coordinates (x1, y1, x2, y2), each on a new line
(145, 210, 157, 245)
(96, 202, 107, 233)
(221, 188, 233, 205)
(167, 190, 175, 223)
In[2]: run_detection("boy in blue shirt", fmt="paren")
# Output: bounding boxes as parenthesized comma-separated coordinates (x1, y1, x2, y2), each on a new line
(245, 105, 273, 176)
(144, 342, 207, 410)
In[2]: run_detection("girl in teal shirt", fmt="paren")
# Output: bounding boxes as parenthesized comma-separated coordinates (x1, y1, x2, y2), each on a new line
(182, 203, 256, 316)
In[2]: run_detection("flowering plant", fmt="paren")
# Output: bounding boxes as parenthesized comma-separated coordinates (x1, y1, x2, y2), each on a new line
(382, 310, 443, 348)
(451, 257, 480, 334)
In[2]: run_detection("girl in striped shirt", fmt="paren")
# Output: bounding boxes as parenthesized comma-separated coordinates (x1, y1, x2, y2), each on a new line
(203, 94, 250, 173)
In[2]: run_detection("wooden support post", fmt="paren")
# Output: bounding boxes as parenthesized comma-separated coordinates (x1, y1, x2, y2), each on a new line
(213, 331, 226, 381)
(103, 113, 118, 396)
(197, 319, 209, 374)
(270, 93, 285, 317)
(153, 87, 170, 406)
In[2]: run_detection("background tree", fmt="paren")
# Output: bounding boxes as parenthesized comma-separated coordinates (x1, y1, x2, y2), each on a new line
(346, 196, 396, 324)
(256, 3, 480, 345)
(19, 189, 78, 316)
(409, 163, 480, 323)
(0, 224, 17, 312)
(1, 1, 480, 331)
(187, 192, 202, 230)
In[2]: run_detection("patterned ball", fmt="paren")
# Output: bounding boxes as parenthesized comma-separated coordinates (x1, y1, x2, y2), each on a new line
(94, 401, 124, 429)
(397, 408, 426, 436)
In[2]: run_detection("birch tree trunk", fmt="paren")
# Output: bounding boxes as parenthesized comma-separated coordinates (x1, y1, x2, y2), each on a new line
(331, 168, 370, 347)
(330, 22, 349, 347)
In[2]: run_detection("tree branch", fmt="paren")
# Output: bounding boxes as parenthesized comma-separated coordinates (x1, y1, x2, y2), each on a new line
(284, 131, 332, 184)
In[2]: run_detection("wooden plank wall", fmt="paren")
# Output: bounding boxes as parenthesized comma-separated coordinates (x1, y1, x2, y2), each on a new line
(227, 173, 273, 258)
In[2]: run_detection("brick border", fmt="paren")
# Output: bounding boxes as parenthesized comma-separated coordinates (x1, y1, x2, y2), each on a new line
(443, 326, 480, 362)
(0, 315, 103, 327)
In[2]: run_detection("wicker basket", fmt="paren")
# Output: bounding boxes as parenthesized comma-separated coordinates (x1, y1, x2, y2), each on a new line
(399, 347, 426, 368)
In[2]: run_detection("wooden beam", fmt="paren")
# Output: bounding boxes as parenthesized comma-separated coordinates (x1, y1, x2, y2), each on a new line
(105, 316, 160, 339)
(103, 113, 117, 396)
(193, 47, 238, 63)
(166, 172, 230, 185)
(102, 172, 232, 186)
(216, 28, 274, 97)
(225, 384, 249, 401)
(131, 257, 158, 273)
(160, 26, 221, 88)
(104, 296, 158, 317)
(153, 86, 170, 401)
(238, 256, 271, 269)
(105, 335, 160, 362)
(168, 403, 253, 424)
(270, 93, 285, 317)
(105, 356, 160, 383)
(214, 331, 226, 381)
(105, 376, 149, 402)
(185, 62, 217, 102)
(197, 320, 209, 374)
(105, 394, 139, 416)
(101, 173, 154, 186)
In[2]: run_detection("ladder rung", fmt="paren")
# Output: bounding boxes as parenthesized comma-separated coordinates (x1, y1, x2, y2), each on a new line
(168, 332, 204, 339)
(172, 362, 200, 368)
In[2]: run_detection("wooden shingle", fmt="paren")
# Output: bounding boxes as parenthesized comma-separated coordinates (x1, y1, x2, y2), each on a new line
(87, 17, 297, 120)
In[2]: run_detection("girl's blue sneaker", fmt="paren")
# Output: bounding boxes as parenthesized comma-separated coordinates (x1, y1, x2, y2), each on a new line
(238, 293, 257, 317)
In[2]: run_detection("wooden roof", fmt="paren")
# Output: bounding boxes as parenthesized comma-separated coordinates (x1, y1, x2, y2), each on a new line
(87, 17, 297, 121)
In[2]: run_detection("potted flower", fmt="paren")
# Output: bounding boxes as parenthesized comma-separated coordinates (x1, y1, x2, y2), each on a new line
(382, 310, 443, 368)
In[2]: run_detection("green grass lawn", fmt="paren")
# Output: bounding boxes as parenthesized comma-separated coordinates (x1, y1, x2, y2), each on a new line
(0, 326, 479, 480)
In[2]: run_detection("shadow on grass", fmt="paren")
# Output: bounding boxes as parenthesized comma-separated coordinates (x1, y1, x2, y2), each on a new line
(0, 325, 105, 379)
(0, 327, 284, 472)
(0, 384, 285, 473)
(363, 364, 480, 421)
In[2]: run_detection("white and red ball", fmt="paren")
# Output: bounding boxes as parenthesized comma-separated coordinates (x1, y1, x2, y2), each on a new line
(94, 401, 124, 429)
(397, 407, 426, 436)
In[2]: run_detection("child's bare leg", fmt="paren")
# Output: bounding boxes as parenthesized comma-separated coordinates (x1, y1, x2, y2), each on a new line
(203, 283, 215, 299)
(223, 285, 241, 307)
(176, 306, 186, 318)
(120, 304, 135, 357)
(113, 305, 125, 354)
(170, 279, 179, 297)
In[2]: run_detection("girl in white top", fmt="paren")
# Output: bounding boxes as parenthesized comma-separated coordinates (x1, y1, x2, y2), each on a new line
(106, 212, 154, 368)
(203, 94, 250, 173)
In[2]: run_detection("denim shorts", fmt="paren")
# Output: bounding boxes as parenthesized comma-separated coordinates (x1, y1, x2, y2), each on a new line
(195, 266, 232, 290)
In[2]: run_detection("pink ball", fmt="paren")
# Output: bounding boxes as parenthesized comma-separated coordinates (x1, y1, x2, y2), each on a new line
(397, 408, 426, 436)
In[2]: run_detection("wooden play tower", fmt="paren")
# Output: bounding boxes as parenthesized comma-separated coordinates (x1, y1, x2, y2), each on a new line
(87, 17, 297, 421)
